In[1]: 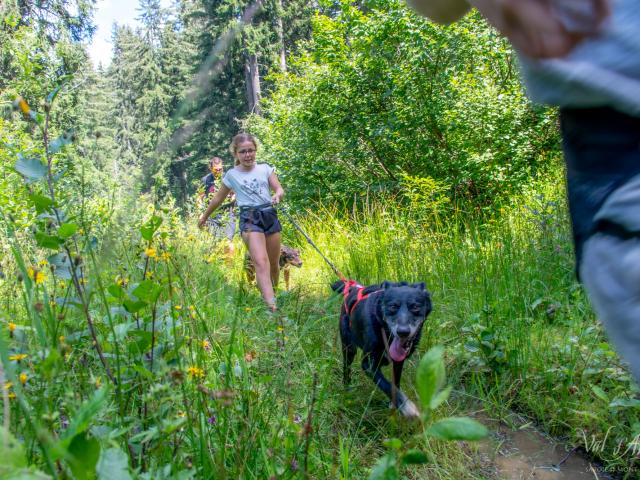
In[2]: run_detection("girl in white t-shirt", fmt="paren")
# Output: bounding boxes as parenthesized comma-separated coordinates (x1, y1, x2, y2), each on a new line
(198, 133, 285, 312)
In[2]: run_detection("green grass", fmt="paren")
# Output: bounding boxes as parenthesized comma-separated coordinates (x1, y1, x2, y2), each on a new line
(1, 173, 639, 478)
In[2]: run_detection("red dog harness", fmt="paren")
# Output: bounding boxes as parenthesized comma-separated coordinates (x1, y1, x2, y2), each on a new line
(342, 279, 379, 323)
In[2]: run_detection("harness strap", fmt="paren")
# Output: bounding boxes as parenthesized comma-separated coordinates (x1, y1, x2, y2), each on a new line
(342, 280, 379, 326)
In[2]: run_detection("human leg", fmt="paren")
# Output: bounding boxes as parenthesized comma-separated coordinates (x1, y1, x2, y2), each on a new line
(265, 232, 281, 288)
(242, 231, 276, 309)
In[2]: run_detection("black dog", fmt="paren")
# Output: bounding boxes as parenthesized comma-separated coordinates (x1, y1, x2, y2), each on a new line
(332, 279, 432, 418)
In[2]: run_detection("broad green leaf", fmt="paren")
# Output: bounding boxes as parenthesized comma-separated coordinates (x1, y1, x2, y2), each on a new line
(140, 216, 163, 241)
(368, 453, 398, 480)
(96, 447, 132, 480)
(132, 280, 161, 303)
(415, 345, 445, 410)
(58, 387, 110, 452)
(58, 223, 78, 239)
(609, 398, 640, 409)
(35, 232, 63, 250)
(107, 285, 126, 301)
(128, 331, 153, 355)
(49, 132, 73, 154)
(67, 432, 100, 480)
(123, 299, 147, 314)
(131, 364, 154, 381)
(430, 385, 452, 410)
(15, 155, 47, 180)
(382, 438, 402, 451)
(0, 426, 27, 475)
(48, 254, 71, 269)
(29, 194, 54, 213)
(401, 449, 429, 465)
(426, 417, 488, 441)
(591, 385, 609, 403)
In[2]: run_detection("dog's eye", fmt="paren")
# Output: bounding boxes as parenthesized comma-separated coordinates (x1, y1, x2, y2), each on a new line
(386, 304, 399, 313)
(410, 305, 422, 314)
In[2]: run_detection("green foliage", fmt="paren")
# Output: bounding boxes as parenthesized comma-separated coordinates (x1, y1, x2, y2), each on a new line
(250, 0, 559, 209)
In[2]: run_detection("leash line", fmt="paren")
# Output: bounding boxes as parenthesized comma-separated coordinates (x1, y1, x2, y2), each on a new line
(277, 205, 346, 281)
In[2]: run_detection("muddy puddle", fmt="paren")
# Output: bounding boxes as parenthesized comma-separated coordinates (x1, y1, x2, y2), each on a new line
(475, 413, 616, 480)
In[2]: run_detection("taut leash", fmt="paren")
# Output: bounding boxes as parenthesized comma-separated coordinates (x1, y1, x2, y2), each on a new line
(277, 205, 346, 281)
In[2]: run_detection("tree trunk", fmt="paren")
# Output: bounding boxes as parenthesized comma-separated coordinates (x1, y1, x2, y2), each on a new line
(242, 30, 262, 115)
(276, 0, 287, 72)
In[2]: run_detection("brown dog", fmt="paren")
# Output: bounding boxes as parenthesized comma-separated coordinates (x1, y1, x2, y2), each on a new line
(245, 245, 302, 290)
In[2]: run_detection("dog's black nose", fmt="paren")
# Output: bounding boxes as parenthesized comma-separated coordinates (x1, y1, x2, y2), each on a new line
(396, 326, 411, 338)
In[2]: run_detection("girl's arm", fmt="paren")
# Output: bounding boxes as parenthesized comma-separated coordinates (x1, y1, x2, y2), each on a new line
(198, 184, 232, 228)
(268, 173, 285, 205)
(408, 0, 470, 24)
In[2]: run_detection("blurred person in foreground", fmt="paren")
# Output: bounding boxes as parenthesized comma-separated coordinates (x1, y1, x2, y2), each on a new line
(409, 0, 640, 381)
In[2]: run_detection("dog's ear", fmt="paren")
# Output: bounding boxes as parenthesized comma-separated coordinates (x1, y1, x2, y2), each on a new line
(381, 281, 393, 290)
(411, 282, 426, 291)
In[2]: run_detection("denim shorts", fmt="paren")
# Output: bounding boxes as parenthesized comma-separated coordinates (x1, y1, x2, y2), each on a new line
(239, 203, 282, 235)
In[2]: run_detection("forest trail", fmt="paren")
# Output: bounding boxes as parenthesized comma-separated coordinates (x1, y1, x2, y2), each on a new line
(476, 414, 614, 480)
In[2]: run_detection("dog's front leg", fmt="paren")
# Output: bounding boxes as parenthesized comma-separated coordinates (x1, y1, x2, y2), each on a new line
(362, 356, 420, 418)
(284, 267, 290, 290)
(340, 313, 357, 386)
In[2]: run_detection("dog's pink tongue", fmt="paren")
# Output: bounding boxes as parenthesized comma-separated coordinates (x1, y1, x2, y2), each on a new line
(389, 337, 408, 362)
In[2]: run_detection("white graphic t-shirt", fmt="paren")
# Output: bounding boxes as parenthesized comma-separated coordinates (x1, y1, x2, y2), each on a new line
(222, 163, 274, 207)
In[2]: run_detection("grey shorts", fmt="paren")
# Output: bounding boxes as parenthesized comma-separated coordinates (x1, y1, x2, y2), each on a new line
(239, 204, 282, 235)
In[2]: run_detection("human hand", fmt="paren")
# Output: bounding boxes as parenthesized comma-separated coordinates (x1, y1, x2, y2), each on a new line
(471, 0, 609, 59)
(197, 215, 207, 229)
(271, 191, 284, 205)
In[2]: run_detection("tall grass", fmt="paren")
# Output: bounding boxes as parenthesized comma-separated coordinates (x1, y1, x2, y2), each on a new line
(2, 169, 638, 478)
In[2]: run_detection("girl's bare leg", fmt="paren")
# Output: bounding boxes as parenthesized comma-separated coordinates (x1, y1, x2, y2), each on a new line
(242, 231, 276, 309)
(266, 232, 281, 288)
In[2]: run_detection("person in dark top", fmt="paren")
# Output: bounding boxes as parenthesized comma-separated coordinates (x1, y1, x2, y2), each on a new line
(199, 156, 237, 255)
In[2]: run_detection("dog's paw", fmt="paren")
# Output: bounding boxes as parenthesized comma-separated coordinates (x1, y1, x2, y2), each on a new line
(399, 399, 420, 419)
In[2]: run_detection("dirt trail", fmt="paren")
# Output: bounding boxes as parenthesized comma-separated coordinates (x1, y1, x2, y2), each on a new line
(476, 414, 615, 480)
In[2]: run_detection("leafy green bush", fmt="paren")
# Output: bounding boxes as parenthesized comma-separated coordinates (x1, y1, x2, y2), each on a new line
(249, 0, 560, 210)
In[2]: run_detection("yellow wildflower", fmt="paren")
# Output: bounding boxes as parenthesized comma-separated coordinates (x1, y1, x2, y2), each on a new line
(144, 247, 157, 259)
(174, 305, 182, 311)
(35, 271, 46, 285)
(27, 266, 35, 280)
(59, 335, 65, 343)
(201, 340, 211, 351)
(145, 271, 154, 279)
(19, 373, 27, 385)
(9, 354, 27, 362)
(186, 366, 205, 379)
(95, 377, 101, 389)
(8, 392, 16, 399)
(160, 251, 171, 261)
(4, 382, 12, 390)
(58, 281, 66, 289)
(178, 411, 187, 418)
(8, 322, 16, 333)
(38, 259, 49, 268)
(115, 276, 128, 287)
(189, 305, 195, 311)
